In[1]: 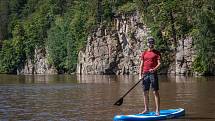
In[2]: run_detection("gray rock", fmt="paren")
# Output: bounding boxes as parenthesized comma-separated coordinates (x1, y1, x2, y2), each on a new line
(174, 37, 195, 75)
(17, 48, 57, 75)
(77, 11, 150, 75)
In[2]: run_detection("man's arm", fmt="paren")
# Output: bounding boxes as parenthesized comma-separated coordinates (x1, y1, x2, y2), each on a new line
(154, 59, 161, 71)
(149, 59, 161, 72)
(139, 60, 144, 80)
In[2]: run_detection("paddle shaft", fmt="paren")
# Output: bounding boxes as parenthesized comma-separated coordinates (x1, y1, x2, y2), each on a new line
(121, 79, 142, 98)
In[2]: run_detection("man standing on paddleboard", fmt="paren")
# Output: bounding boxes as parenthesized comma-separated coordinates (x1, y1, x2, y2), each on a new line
(139, 37, 161, 116)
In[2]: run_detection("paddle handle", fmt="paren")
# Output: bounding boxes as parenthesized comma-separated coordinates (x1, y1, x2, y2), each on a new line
(121, 79, 142, 98)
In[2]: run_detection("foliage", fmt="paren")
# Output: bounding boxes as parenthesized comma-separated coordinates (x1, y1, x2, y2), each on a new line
(46, 0, 97, 73)
(0, 23, 26, 73)
(135, 0, 215, 74)
(117, 1, 136, 13)
(0, 0, 215, 75)
(190, 1, 215, 74)
(0, 0, 60, 73)
(96, 0, 135, 24)
(0, 0, 9, 40)
(46, 17, 71, 72)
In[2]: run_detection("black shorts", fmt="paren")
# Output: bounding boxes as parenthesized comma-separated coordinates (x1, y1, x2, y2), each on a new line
(141, 72, 159, 91)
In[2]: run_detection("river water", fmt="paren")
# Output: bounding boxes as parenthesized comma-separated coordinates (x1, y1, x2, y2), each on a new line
(0, 74, 214, 121)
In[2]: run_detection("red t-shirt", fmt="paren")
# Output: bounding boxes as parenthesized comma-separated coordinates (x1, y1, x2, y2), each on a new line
(140, 50, 161, 73)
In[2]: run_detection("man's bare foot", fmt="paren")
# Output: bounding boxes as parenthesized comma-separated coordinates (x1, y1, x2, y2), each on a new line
(155, 111, 160, 116)
(139, 110, 148, 114)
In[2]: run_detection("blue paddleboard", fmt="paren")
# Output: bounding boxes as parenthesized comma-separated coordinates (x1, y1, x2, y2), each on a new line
(113, 108, 185, 121)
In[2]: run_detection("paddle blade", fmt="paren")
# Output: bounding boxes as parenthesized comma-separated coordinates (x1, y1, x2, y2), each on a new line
(114, 97, 123, 106)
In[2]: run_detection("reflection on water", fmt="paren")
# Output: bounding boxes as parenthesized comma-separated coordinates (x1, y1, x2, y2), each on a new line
(77, 75, 138, 84)
(0, 74, 215, 121)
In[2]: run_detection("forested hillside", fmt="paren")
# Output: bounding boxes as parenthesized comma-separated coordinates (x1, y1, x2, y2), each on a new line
(0, 0, 214, 75)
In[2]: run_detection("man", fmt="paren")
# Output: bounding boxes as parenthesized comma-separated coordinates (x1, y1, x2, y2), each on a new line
(139, 37, 161, 115)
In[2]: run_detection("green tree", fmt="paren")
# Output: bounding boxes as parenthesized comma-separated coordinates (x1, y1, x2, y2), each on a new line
(135, 0, 215, 74)
(46, 17, 74, 73)
(0, 23, 26, 73)
(191, 0, 215, 74)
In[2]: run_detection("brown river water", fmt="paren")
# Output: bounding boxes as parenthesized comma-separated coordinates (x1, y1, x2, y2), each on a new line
(0, 74, 215, 121)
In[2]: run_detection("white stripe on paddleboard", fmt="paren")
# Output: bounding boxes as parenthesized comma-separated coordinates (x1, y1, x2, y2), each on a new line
(125, 115, 165, 118)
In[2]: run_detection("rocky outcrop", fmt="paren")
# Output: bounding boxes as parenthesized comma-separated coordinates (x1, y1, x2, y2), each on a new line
(77, 12, 149, 75)
(17, 48, 57, 75)
(18, 12, 197, 75)
(77, 12, 197, 75)
(168, 37, 195, 75)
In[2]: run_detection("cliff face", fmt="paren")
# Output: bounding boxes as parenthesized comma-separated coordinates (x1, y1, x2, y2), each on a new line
(168, 37, 195, 75)
(17, 48, 57, 75)
(77, 12, 148, 75)
(77, 12, 196, 75)
(18, 12, 196, 75)
(176, 37, 195, 75)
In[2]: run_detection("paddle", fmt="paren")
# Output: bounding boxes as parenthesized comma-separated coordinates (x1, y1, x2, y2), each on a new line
(114, 79, 142, 106)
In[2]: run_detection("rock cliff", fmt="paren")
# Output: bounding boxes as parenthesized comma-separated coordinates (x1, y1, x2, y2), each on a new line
(18, 12, 196, 75)
(169, 37, 195, 75)
(77, 12, 148, 75)
(77, 12, 196, 75)
(17, 48, 57, 75)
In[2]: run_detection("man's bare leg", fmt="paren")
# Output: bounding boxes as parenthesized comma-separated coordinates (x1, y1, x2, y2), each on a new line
(140, 91, 149, 114)
(153, 91, 160, 115)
